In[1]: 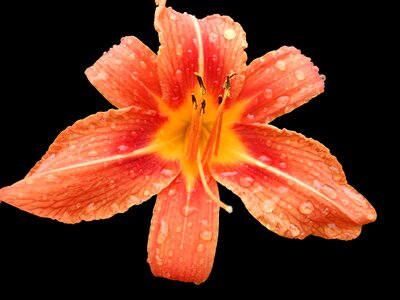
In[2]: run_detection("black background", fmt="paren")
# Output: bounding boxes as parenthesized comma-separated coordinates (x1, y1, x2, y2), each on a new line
(0, 0, 395, 296)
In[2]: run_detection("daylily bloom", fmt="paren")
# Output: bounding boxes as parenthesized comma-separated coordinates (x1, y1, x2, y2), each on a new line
(0, 0, 376, 284)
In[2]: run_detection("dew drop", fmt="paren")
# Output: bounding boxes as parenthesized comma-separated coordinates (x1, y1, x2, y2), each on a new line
(246, 114, 255, 120)
(266, 140, 272, 147)
(324, 223, 342, 238)
(275, 60, 286, 71)
(144, 190, 151, 196)
(169, 11, 177, 20)
(175, 69, 183, 80)
(181, 205, 197, 217)
(264, 88, 273, 99)
(175, 226, 182, 233)
(140, 60, 147, 69)
(239, 176, 254, 187)
(87, 202, 96, 212)
(110, 122, 117, 129)
(288, 223, 301, 237)
(276, 95, 290, 107)
(220, 171, 238, 177)
(128, 53, 136, 60)
(341, 186, 367, 207)
(278, 162, 287, 169)
(176, 43, 183, 56)
(200, 230, 213, 241)
(157, 219, 169, 244)
(295, 70, 305, 80)
(208, 32, 218, 43)
(320, 74, 326, 81)
(258, 155, 272, 163)
(168, 189, 177, 196)
(197, 243, 204, 252)
(299, 202, 314, 214)
(168, 250, 174, 257)
(117, 144, 129, 153)
(260, 199, 276, 213)
(320, 184, 338, 199)
(88, 150, 98, 157)
(161, 169, 174, 178)
(223, 28, 236, 40)
(277, 186, 289, 193)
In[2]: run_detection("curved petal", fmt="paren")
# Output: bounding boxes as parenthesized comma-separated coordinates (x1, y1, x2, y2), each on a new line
(210, 122, 376, 240)
(235, 46, 324, 123)
(0, 107, 180, 223)
(85, 36, 161, 110)
(147, 173, 219, 284)
(155, 5, 247, 109)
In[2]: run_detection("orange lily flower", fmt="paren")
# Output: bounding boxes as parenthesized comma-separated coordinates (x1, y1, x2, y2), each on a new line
(0, 0, 376, 284)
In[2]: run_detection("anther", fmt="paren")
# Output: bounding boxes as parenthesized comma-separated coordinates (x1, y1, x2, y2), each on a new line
(191, 94, 198, 109)
(201, 99, 206, 114)
(194, 72, 207, 95)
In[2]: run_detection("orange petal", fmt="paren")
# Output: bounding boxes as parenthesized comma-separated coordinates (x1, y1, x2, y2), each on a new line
(237, 46, 324, 123)
(0, 107, 180, 223)
(155, 5, 247, 109)
(85, 36, 161, 110)
(147, 173, 219, 284)
(210, 122, 376, 240)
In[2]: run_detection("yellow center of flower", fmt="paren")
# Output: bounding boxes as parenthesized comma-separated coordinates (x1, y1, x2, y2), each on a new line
(154, 73, 245, 212)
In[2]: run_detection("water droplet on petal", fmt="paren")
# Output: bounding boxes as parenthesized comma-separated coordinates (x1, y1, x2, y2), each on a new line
(168, 250, 174, 257)
(266, 140, 272, 147)
(324, 223, 342, 238)
(208, 32, 218, 43)
(221, 171, 238, 177)
(295, 70, 305, 80)
(117, 144, 129, 153)
(176, 44, 183, 56)
(279, 162, 287, 169)
(239, 176, 254, 187)
(200, 230, 213, 241)
(88, 150, 98, 157)
(299, 202, 314, 214)
(264, 88, 273, 99)
(289, 223, 301, 237)
(277, 186, 289, 193)
(258, 155, 272, 163)
(320, 74, 326, 81)
(261, 199, 276, 213)
(181, 205, 197, 217)
(161, 169, 174, 178)
(175, 69, 183, 81)
(341, 186, 367, 207)
(139, 61, 146, 69)
(275, 60, 286, 71)
(110, 122, 117, 129)
(197, 243, 204, 252)
(276, 95, 290, 107)
(144, 190, 151, 197)
(169, 11, 177, 20)
(320, 184, 338, 199)
(157, 218, 169, 244)
(168, 189, 177, 196)
(223, 28, 236, 40)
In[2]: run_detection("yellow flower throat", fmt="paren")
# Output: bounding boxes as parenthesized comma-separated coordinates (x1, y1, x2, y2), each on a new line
(154, 73, 241, 212)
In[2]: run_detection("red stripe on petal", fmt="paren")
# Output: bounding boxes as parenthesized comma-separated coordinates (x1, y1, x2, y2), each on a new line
(237, 46, 324, 123)
(210, 123, 376, 240)
(85, 36, 161, 110)
(147, 173, 219, 284)
(0, 108, 181, 223)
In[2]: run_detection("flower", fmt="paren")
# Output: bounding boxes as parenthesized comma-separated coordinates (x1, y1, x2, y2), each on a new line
(0, 0, 376, 284)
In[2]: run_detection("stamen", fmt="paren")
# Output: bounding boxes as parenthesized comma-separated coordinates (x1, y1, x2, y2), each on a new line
(194, 72, 206, 95)
(202, 73, 236, 163)
(185, 94, 204, 162)
(197, 152, 233, 213)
